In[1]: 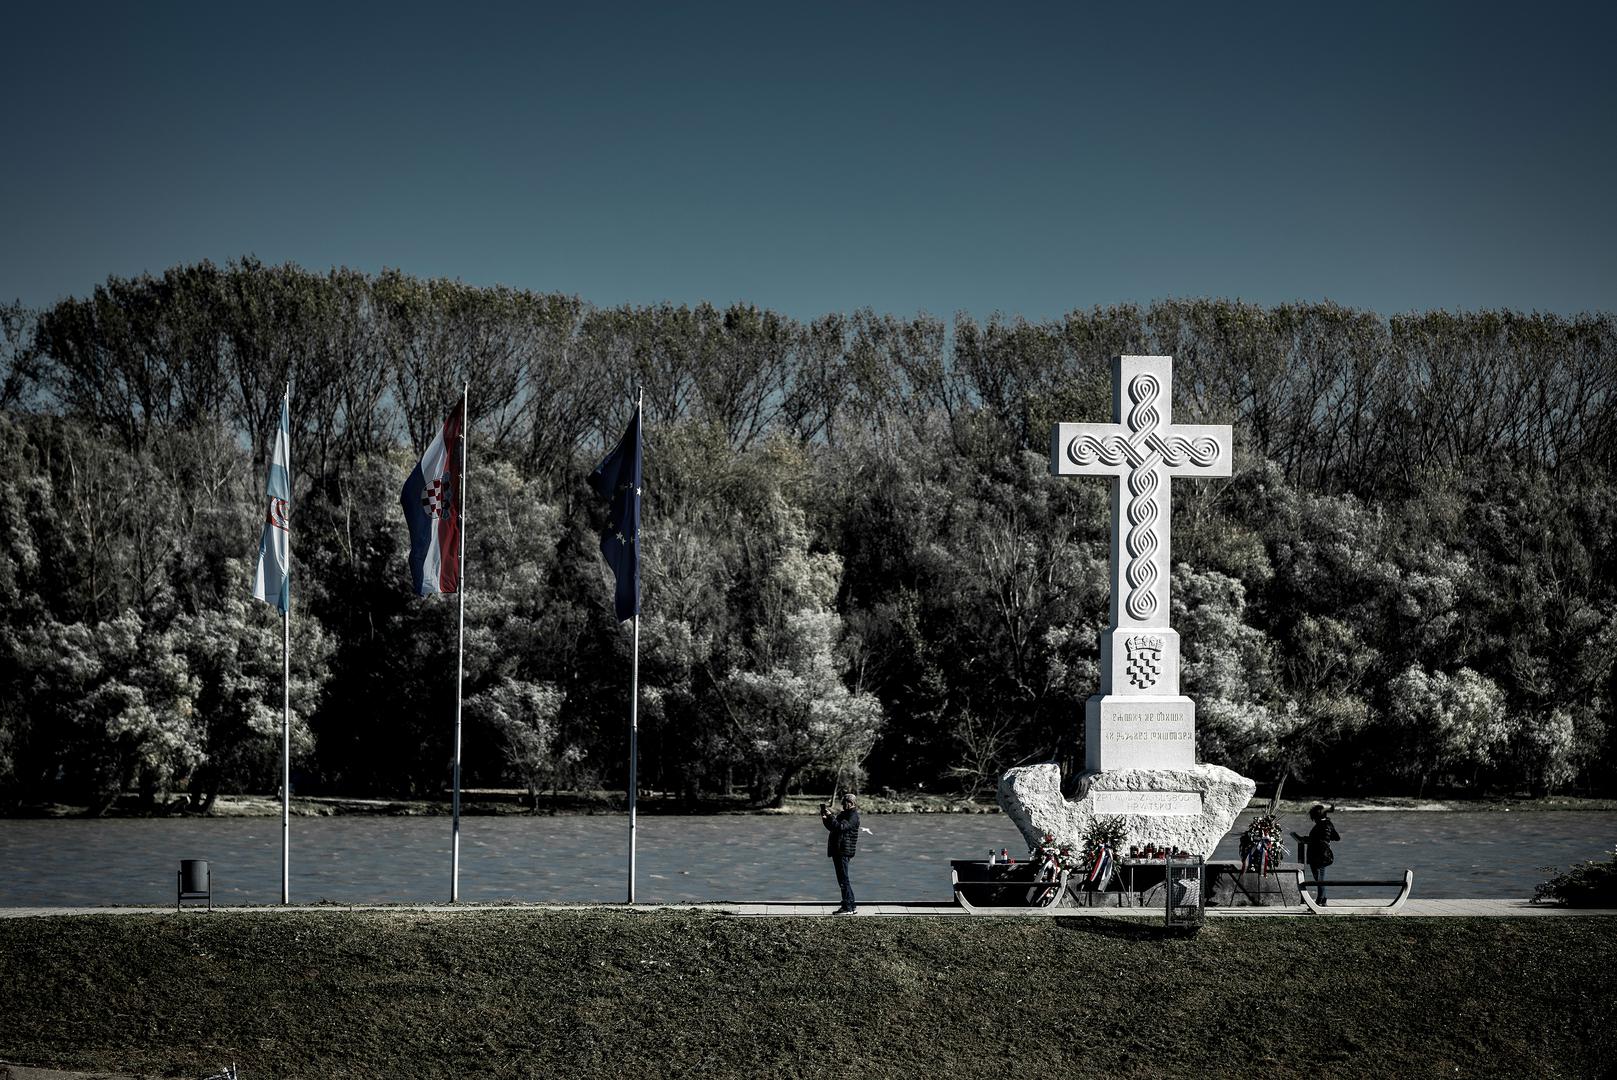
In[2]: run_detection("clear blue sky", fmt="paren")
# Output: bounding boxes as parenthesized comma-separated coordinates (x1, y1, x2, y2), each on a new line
(4, 2, 1613, 320)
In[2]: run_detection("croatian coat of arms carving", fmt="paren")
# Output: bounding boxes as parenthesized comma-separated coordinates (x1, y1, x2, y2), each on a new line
(1124, 633, 1164, 690)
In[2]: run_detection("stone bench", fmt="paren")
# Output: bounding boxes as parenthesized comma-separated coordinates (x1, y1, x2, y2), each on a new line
(1294, 869, 1415, 915)
(950, 860, 1077, 914)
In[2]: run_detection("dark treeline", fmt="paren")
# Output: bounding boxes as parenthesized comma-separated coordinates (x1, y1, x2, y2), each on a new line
(1, 259, 1614, 813)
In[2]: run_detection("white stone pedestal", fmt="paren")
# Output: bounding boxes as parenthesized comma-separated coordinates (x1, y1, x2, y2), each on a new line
(1086, 694, 1196, 770)
(998, 762, 1255, 859)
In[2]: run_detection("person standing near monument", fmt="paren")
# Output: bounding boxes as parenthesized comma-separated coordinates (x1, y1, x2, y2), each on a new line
(1294, 803, 1340, 905)
(822, 793, 861, 914)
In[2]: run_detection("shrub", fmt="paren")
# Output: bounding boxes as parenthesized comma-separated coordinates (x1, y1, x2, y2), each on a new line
(1533, 849, 1617, 907)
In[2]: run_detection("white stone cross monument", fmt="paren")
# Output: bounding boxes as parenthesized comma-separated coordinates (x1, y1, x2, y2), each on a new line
(999, 356, 1255, 857)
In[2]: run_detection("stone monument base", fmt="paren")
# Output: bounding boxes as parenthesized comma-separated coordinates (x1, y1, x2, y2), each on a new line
(997, 763, 1255, 859)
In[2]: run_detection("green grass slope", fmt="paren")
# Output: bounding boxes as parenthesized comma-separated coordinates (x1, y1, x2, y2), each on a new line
(2, 911, 1612, 1079)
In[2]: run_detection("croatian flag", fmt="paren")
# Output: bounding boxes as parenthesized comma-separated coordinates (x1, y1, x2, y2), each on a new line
(401, 404, 464, 597)
(1089, 843, 1113, 884)
(251, 391, 291, 612)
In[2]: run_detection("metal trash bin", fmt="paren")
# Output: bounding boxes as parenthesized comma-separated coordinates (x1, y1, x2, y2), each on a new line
(178, 859, 211, 911)
(1163, 853, 1204, 931)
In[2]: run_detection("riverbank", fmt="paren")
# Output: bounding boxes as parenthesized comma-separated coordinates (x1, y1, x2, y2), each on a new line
(8, 790, 1002, 819)
(10, 790, 1617, 819)
(1, 909, 1612, 1079)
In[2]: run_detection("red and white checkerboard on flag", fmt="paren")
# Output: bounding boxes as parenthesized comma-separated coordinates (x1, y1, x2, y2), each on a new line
(401, 404, 464, 596)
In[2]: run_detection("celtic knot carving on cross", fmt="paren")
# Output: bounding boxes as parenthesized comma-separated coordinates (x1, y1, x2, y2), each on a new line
(1052, 356, 1232, 628)
(1066, 372, 1221, 619)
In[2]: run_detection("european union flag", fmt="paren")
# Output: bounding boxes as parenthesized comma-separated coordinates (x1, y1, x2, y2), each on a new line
(588, 405, 642, 622)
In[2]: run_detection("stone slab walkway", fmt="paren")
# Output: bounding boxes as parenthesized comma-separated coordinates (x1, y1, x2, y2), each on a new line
(0, 899, 1612, 918)
(716, 899, 1616, 917)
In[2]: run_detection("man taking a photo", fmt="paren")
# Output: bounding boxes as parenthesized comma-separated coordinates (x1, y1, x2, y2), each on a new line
(822, 792, 861, 914)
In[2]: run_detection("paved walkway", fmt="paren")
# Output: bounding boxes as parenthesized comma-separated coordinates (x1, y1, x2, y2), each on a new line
(0, 899, 1612, 918)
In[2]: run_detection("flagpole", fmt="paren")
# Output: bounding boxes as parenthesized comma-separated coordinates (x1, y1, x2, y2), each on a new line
(281, 382, 291, 906)
(628, 389, 641, 905)
(452, 383, 468, 903)
(281, 605, 290, 903)
(628, 610, 639, 904)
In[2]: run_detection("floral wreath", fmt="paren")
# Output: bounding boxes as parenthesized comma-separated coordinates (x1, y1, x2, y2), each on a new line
(1030, 833, 1084, 877)
(1239, 813, 1288, 874)
(1083, 816, 1128, 866)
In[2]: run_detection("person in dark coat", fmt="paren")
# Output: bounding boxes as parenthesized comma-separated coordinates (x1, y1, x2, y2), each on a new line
(1293, 803, 1341, 905)
(822, 792, 861, 914)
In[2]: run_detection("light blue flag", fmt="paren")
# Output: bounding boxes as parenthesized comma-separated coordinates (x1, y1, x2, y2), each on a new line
(252, 391, 291, 612)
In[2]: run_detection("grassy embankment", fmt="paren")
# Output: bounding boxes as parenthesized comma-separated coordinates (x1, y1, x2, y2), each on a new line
(2, 911, 1612, 1079)
(16, 791, 1617, 818)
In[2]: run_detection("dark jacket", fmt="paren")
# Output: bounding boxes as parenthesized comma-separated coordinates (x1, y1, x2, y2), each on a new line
(824, 808, 860, 858)
(1306, 817, 1340, 868)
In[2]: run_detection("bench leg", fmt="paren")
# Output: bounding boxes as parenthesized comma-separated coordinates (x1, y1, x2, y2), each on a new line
(1386, 869, 1414, 914)
(951, 869, 982, 915)
(1295, 870, 1325, 915)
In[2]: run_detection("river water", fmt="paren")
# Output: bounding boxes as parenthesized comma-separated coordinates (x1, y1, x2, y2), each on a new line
(2, 811, 1611, 906)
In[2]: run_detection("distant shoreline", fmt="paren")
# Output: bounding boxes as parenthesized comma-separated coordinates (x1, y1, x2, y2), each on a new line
(8, 791, 1615, 819)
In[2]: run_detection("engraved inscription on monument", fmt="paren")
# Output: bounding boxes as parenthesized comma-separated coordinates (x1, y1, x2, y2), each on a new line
(1086, 696, 1197, 770)
(1091, 790, 1203, 816)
